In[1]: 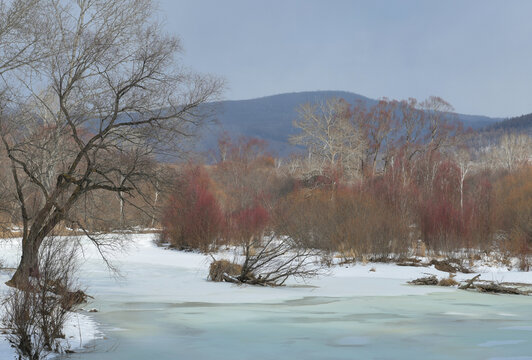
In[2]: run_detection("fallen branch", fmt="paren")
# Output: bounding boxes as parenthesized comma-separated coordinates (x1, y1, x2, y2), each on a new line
(409, 273, 530, 295)
(408, 275, 438, 285)
(430, 259, 473, 274)
(221, 273, 240, 284)
(397, 259, 426, 267)
(0, 267, 18, 272)
(458, 274, 481, 290)
(475, 283, 529, 295)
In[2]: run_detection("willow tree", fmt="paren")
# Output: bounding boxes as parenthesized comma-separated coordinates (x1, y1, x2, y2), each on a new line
(0, 0, 222, 288)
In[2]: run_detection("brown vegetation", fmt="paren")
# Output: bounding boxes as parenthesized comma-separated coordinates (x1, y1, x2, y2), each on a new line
(492, 166, 532, 270)
(1, 237, 86, 359)
(438, 274, 459, 287)
(208, 260, 242, 282)
(156, 102, 531, 277)
(408, 273, 531, 295)
(408, 275, 438, 286)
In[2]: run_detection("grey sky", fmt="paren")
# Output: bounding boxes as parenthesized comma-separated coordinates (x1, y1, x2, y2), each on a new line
(159, 0, 532, 118)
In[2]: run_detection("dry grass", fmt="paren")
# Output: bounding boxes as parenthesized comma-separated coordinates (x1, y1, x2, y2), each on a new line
(0, 224, 79, 239)
(208, 259, 242, 282)
(0, 229, 21, 238)
(438, 274, 459, 287)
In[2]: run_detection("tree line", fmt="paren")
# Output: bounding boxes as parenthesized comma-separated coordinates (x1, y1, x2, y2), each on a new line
(160, 97, 532, 273)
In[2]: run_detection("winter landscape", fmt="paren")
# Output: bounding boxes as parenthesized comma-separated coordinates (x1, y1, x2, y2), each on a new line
(1, 234, 532, 359)
(0, 1, 531, 359)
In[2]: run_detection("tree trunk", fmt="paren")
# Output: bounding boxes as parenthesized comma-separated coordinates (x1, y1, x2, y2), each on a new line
(150, 189, 159, 228)
(6, 232, 44, 289)
(119, 194, 124, 228)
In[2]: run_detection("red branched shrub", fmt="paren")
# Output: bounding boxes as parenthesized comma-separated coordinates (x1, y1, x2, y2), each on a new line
(161, 166, 225, 252)
(230, 204, 269, 241)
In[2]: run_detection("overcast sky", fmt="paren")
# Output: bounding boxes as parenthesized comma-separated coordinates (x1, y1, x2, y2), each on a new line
(158, 0, 532, 118)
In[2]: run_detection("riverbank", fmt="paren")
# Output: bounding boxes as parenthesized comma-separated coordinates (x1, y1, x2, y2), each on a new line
(1, 234, 531, 359)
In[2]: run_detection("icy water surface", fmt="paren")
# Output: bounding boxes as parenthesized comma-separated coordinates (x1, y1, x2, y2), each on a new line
(2, 236, 531, 359)
(70, 293, 532, 360)
(66, 264, 532, 360)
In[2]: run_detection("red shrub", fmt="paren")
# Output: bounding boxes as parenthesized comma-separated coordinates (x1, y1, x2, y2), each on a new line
(230, 204, 269, 241)
(161, 166, 225, 251)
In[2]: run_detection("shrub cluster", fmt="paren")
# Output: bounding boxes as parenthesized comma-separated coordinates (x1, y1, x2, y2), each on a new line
(160, 134, 531, 268)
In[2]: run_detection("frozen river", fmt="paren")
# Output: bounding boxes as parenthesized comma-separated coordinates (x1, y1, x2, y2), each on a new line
(69, 291, 532, 360)
(70, 235, 532, 360)
(2, 234, 532, 359)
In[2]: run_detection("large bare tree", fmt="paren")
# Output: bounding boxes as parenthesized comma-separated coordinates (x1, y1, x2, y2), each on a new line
(0, 0, 223, 288)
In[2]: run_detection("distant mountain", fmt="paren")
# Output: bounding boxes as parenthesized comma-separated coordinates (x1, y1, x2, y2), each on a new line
(483, 113, 532, 135)
(196, 91, 501, 157)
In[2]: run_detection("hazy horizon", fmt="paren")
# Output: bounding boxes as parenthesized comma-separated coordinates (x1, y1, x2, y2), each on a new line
(203, 90, 504, 119)
(159, 0, 532, 119)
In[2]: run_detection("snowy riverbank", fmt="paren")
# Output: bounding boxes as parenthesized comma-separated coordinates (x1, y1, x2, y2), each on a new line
(0, 237, 103, 359)
(1, 233, 531, 359)
(0, 276, 102, 359)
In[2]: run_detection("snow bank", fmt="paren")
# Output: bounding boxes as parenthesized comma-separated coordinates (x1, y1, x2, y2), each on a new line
(0, 276, 103, 359)
(77, 234, 532, 304)
(1, 233, 531, 359)
(0, 239, 102, 359)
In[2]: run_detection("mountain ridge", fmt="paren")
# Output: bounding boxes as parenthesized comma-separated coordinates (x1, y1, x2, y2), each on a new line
(483, 113, 532, 135)
(197, 90, 504, 157)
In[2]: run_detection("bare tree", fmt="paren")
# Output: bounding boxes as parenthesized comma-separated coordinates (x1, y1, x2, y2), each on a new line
(290, 98, 367, 179)
(0, 0, 46, 235)
(396, 98, 425, 163)
(148, 164, 175, 229)
(357, 98, 399, 175)
(0, 0, 223, 288)
(419, 96, 459, 156)
(210, 233, 325, 286)
(455, 147, 473, 213)
(497, 133, 532, 171)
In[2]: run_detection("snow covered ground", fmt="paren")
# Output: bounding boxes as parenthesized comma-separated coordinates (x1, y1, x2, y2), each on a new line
(0, 233, 530, 359)
(0, 240, 102, 359)
(0, 282, 102, 359)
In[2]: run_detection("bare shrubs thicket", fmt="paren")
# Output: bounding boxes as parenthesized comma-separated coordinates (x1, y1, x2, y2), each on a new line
(160, 136, 327, 285)
(227, 205, 325, 285)
(275, 186, 410, 261)
(160, 97, 532, 276)
(1, 237, 84, 359)
(493, 166, 532, 270)
(208, 219, 325, 286)
(161, 142, 531, 279)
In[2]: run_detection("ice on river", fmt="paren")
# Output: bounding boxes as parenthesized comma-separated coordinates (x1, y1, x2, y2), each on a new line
(1, 233, 531, 359)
